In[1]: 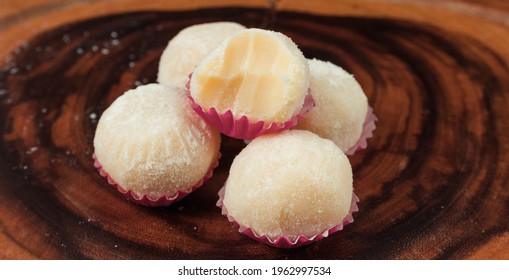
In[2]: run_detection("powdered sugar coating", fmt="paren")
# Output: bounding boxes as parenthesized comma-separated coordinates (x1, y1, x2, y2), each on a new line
(157, 22, 246, 89)
(93, 84, 221, 200)
(223, 130, 353, 240)
(294, 58, 368, 152)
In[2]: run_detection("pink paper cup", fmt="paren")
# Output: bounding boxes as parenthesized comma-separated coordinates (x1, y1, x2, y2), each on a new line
(186, 74, 315, 140)
(216, 185, 359, 249)
(93, 153, 220, 207)
(346, 106, 377, 156)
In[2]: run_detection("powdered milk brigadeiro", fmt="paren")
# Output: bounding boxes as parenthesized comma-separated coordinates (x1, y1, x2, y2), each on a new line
(189, 28, 311, 132)
(222, 130, 354, 244)
(93, 84, 221, 206)
(295, 58, 369, 153)
(158, 22, 246, 89)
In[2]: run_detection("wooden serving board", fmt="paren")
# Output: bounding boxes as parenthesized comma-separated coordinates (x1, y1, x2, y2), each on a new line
(0, 0, 508, 259)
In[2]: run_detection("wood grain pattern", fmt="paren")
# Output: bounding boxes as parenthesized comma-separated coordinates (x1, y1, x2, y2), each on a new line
(0, 0, 508, 259)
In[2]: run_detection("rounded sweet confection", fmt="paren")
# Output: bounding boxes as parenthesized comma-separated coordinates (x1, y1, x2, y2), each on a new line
(93, 84, 221, 202)
(190, 28, 310, 124)
(294, 58, 368, 152)
(157, 22, 246, 89)
(222, 130, 353, 241)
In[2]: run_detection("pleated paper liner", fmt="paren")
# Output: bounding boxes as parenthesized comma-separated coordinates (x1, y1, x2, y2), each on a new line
(217, 185, 359, 248)
(346, 106, 377, 155)
(186, 74, 315, 140)
(93, 153, 220, 207)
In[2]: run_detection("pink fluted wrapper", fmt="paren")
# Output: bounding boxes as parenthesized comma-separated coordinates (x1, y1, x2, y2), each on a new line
(186, 75, 315, 140)
(345, 106, 377, 156)
(216, 186, 359, 249)
(93, 153, 220, 207)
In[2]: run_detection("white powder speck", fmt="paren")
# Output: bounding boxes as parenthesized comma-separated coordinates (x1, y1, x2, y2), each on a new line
(26, 147, 38, 155)
(128, 62, 135, 68)
(110, 31, 118, 38)
(0, 89, 7, 97)
(62, 34, 70, 44)
(111, 39, 120, 46)
(76, 48, 84, 54)
(89, 113, 97, 119)
(41, 107, 47, 113)
(91, 45, 99, 52)
(22, 165, 28, 170)
(9, 67, 19, 74)
(101, 48, 109, 55)
(135, 80, 142, 86)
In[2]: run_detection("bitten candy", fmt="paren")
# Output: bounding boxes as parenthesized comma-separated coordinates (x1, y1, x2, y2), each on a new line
(189, 28, 311, 138)
(157, 22, 246, 89)
(220, 130, 356, 247)
(93, 84, 221, 206)
(295, 58, 370, 153)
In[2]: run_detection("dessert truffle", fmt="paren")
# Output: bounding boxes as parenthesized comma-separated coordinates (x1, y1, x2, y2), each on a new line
(294, 58, 370, 153)
(157, 22, 246, 89)
(220, 130, 355, 246)
(188, 28, 312, 139)
(93, 84, 221, 206)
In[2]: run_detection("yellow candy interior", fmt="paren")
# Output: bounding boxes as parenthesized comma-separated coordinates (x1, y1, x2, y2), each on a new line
(193, 31, 296, 122)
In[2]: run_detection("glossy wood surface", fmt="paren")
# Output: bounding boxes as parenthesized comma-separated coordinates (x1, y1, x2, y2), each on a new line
(0, 0, 508, 259)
